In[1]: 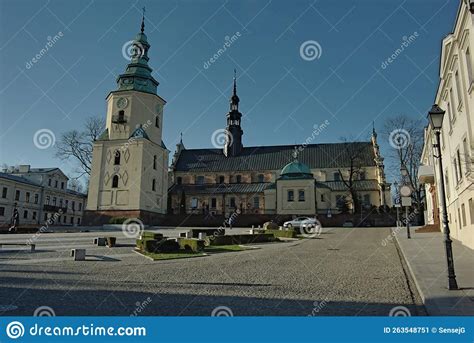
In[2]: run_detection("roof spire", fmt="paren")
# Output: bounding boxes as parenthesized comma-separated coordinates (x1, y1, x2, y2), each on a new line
(141, 7, 146, 33)
(233, 69, 237, 96)
(180, 132, 183, 144)
(229, 69, 240, 111)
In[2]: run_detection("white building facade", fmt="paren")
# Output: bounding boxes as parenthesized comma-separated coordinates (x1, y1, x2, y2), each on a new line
(0, 165, 87, 228)
(419, 0, 474, 249)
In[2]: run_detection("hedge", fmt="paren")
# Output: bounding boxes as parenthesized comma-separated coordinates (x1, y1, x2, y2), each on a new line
(208, 233, 275, 246)
(144, 239, 180, 253)
(265, 229, 297, 238)
(191, 228, 225, 238)
(177, 238, 205, 252)
(140, 232, 164, 240)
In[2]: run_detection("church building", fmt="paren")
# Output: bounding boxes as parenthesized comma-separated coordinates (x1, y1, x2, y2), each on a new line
(84, 14, 169, 224)
(169, 76, 392, 217)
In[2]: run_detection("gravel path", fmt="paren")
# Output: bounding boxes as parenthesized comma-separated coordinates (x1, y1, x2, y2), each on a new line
(0, 228, 425, 316)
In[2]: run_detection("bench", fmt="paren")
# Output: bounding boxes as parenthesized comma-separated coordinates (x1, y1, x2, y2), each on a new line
(0, 243, 36, 252)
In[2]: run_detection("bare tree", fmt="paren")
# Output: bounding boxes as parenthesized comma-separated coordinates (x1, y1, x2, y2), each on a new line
(337, 140, 367, 214)
(382, 115, 424, 218)
(55, 116, 105, 178)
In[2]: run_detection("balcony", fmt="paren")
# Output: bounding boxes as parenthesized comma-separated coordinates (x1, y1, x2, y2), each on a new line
(418, 165, 435, 184)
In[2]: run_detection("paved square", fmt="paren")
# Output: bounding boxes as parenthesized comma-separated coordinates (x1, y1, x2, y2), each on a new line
(0, 228, 425, 316)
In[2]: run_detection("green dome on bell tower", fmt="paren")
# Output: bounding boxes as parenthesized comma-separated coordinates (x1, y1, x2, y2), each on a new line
(115, 8, 159, 95)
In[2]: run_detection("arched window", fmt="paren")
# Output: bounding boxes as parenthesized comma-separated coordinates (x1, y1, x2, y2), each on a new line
(118, 110, 125, 122)
(112, 175, 119, 188)
(152, 179, 156, 191)
(114, 151, 121, 165)
(153, 155, 157, 170)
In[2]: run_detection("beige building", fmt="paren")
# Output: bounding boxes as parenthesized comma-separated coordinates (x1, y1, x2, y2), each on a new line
(169, 77, 391, 216)
(419, 0, 474, 249)
(0, 165, 86, 227)
(85, 17, 168, 224)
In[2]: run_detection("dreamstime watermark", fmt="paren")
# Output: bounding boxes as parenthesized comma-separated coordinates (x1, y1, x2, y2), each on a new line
(297, 120, 330, 154)
(6, 321, 24, 339)
(381, 209, 418, 246)
(122, 218, 144, 238)
(122, 40, 145, 61)
(130, 297, 152, 316)
(203, 32, 241, 70)
(299, 40, 322, 61)
(119, 120, 153, 153)
(33, 306, 56, 317)
(33, 129, 56, 150)
(381, 32, 419, 70)
(25, 32, 64, 70)
(211, 305, 233, 316)
(308, 299, 329, 316)
(389, 128, 411, 150)
(389, 305, 411, 316)
(211, 128, 232, 149)
(27, 209, 62, 245)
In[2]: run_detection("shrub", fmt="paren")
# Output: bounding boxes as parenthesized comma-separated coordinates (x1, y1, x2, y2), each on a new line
(145, 239, 180, 253)
(177, 238, 205, 252)
(140, 232, 163, 240)
(108, 217, 128, 224)
(266, 229, 296, 238)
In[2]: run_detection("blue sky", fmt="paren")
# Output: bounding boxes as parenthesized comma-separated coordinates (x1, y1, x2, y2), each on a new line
(0, 0, 458, 183)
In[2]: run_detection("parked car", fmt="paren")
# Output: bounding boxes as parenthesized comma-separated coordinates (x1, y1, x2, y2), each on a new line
(283, 217, 315, 228)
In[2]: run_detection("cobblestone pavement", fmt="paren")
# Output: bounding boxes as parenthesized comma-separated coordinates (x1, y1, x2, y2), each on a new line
(0, 227, 425, 316)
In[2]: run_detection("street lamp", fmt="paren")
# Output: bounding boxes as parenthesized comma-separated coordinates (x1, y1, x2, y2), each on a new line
(428, 104, 458, 290)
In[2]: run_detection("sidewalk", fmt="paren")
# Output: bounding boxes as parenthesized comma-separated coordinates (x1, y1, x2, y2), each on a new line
(395, 228, 474, 316)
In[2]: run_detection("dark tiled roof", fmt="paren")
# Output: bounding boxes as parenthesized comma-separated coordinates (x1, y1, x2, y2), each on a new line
(174, 142, 375, 172)
(0, 173, 42, 187)
(325, 180, 380, 191)
(169, 182, 273, 195)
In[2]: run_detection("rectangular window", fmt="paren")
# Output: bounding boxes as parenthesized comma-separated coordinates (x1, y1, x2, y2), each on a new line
(72, 201, 75, 211)
(34, 194, 39, 204)
(70, 217, 74, 224)
(52, 197, 57, 206)
(230, 197, 236, 208)
(298, 190, 305, 202)
(454, 158, 459, 183)
(463, 138, 470, 172)
(61, 182, 65, 190)
(258, 174, 264, 182)
(0, 207, 4, 216)
(2, 187, 7, 198)
(253, 196, 259, 208)
(461, 203, 467, 227)
(55, 180, 58, 188)
(32, 211, 37, 220)
(458, 208, 462, 230)
(25, 192, 30, 202)
(334, 172, 341, 181)
(46, 195, 50, 205)
(320, 194, 325, 202)
(77, 218, 81, 225)
(469, 198, 474, 224)
(196, 176, 204, 185)
(449, 89, 456, 121)
(63, 216, 67, 223)
(363, 194, 371, 205)
(455, 70, 462, 105)
(44, 213, 48, 221)
(211, 198, 217, 208)
(191, 198, 198, 209)
(48, 179, 51, 186)
(218, 176, 225, 184)
(466, 48, 473, 85)
(23, 210, 28, 219)
(287, 190, 294, 202)
(457, 149, 463, 180)
(236, 175, 242, 183)
(15, 190, 20, 201)
(176, 177, 182, 185)
(65, 200, 68, 209)
(359, 171, 366, 180)
(79, 203, 82, 211)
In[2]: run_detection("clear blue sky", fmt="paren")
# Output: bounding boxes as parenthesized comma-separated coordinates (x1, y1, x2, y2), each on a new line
(0, 0, 458, 183)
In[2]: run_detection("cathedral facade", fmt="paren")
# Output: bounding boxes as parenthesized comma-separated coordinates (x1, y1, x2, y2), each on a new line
(169, 77, 392, 217)
(85, 16, 168, 224)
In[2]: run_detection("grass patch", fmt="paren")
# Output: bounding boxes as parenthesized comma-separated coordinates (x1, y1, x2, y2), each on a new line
(137, 249, 206, 261)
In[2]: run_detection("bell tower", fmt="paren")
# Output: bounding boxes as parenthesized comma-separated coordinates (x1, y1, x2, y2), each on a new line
(85, 10, 169, 224)
(224, 70, 243, 157)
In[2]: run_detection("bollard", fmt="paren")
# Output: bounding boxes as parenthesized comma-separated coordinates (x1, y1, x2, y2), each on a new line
(71, 249, 86, 261)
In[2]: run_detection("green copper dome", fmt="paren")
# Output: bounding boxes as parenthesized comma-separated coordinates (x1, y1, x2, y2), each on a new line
(279, 160, 313, 179)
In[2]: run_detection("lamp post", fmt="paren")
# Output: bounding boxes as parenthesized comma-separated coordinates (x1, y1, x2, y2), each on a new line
(394, 181, 400, 229)
(428, 104, 458, 290)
